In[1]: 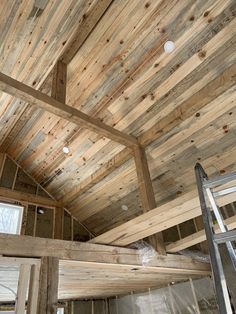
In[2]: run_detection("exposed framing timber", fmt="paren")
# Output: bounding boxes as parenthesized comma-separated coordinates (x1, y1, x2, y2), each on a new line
(133, 145, 165, 254)
(0, 186, 57, 208)
(51, 61, 67, 103)
(27, 264, 41, 314)
(15, 264, 31, 314)
(0, 72, 138, 147)
(166, 214, 236, 253)
(54, 207, 64, 240)
(0, 234, 209, 274)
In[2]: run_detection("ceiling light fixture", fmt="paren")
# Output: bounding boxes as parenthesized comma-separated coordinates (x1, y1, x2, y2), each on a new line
(121, 205, 128, 211)
(164, 40, 175, 53)
(63, 146, 70, 154)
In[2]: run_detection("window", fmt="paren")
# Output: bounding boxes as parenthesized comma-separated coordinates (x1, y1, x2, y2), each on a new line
(0, 202, 23, 234)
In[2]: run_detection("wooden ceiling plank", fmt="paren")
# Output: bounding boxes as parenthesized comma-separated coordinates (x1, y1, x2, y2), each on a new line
(62, 147, 132, 205)
(61, 0, 114, 65)
(0, 72, 138, 147)
(64, 62, 236, 212)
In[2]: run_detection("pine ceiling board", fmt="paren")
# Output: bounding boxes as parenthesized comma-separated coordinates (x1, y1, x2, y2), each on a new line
(49, 141, 125, 199)
(37, 1, 235, 207)
(0, 0, 235, 239)
(67, 0, 210, 121)
(90, 137, 236, 242)
(40, 0, 236, 203)
(91, 0, 228, 127)
(105, 1, 235, 136)
(65, 57, 236, 223)
(0, 0, 95, 151)
(79, 87, 236, 233)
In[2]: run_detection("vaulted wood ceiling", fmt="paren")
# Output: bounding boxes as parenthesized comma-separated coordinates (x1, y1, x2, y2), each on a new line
(0, 0, 236, 238)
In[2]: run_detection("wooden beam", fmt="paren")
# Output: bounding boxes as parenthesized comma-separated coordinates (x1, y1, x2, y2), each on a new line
(90, 185, 236, 246)
(133, 146, 165, 254)
(0, 234, 209, 273)
(0, 186, 57, 208)
(60, 63, 236, 208)
(61, 0, 113, 65)
(166, 214, 236, 253)
(0, 72, 138, 147)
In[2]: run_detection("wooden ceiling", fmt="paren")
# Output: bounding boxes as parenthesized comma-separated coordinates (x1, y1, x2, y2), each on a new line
(0, 0, 236, 238)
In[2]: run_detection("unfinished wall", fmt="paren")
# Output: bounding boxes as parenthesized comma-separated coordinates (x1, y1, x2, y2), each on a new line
(0, 153, 91, 241)
(109, 278, 218, 314)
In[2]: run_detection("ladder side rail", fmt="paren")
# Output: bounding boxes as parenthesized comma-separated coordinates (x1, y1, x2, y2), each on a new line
(195, 163, 232, 314)
(206, 187, 236, 269)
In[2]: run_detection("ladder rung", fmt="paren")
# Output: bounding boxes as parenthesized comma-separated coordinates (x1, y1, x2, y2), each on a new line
(213, 186, 236, 198)
(203, 172, 236, 188)
(214, 229, 236, 243)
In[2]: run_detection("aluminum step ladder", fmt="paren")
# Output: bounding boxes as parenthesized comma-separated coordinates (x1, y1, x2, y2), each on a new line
(195, 163, 236, 314)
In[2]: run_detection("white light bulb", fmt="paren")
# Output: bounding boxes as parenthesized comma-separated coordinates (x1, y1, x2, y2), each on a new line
(121, 205, 128, 211)
(63, 146, 70, 154)
(164, 41, 175, 53)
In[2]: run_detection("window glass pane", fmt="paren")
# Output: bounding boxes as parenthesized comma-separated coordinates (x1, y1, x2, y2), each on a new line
(0, 202, 23, 234)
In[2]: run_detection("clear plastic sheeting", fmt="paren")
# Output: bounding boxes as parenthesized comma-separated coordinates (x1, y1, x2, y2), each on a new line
(109, 278, 219, 314)
(179, 249, 210, 264)
(130, 240, 158, 266)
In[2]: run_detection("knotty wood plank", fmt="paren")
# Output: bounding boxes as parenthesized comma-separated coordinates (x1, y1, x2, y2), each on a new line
(0, 72, 138, 147)
(63, 62, 236, 210)
(61, 0, 114, 65)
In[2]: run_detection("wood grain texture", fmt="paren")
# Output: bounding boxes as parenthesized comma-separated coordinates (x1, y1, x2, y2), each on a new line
(133, 145, 165, 254)
(0, 238, 210, 301)
(0, 0, 236, 249)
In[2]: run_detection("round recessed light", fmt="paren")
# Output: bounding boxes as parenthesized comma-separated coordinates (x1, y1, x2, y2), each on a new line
(63, 146, 70, 154)
(121, 204, 128, 211)
(164, 41, 175, 53)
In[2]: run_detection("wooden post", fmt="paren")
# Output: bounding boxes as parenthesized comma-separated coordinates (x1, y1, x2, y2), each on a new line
(51, 60, 67, 103)
(15, 264, 31, 314)
(21, 203, 28, 235)
(133, 146, 166, 255)
(37, 256, 59, 314)
(27, 264, 40, 314)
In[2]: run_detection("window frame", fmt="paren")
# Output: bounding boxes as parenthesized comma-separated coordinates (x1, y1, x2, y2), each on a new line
(0, 202, 24, 235)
